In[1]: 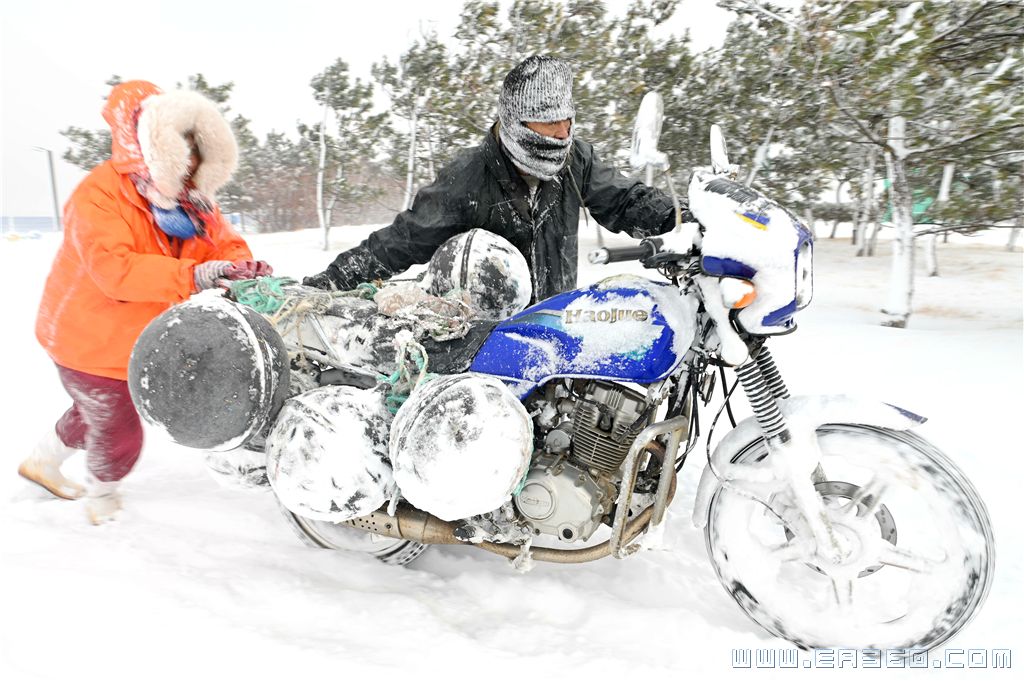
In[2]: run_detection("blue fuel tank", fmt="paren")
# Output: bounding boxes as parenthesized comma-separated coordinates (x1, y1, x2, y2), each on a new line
(470, 275, 698, 398)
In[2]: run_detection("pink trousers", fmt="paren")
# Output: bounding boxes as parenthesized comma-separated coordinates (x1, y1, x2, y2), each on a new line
(54, 364, 144, 483)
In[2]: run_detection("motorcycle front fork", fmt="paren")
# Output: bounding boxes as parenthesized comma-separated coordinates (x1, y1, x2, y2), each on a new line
(734, 346, 843, 564)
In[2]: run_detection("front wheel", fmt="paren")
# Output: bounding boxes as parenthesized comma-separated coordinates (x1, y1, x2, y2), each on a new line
(277, 501, 429, 567)
(704, 424, 994, 651)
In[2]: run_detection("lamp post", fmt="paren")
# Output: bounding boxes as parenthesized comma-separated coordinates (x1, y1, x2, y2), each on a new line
(32, 146, 62, 231)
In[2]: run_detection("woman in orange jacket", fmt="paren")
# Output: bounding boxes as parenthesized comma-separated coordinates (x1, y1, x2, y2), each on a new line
(19, 80, 270, 524)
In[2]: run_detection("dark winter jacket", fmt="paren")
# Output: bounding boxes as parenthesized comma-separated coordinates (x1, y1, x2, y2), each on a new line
(311, 127, 690, 301)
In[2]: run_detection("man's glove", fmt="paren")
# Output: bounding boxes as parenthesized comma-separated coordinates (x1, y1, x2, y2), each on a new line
(302, 271, 338, 291)
(223, 260, 273, 280)
(193, 260, 233, 291)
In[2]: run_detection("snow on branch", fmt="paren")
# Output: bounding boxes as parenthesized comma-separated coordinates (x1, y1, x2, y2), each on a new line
(719, 0, 801, 30)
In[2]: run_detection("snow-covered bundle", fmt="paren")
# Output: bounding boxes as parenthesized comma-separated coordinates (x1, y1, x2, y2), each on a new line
(310, 295, 420, 375)
(389, 374, 533, 521)
(204, 445, 270, 491)
(266, 385, 396, 521)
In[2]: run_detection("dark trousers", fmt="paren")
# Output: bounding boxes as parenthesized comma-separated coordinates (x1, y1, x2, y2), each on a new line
(54, 364, 144, 483)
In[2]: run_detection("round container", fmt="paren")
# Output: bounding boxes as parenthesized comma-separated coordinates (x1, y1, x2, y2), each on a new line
(266, 385, 394, 522)
(128, 295, 290, 450)
(389, 373, 533, 521)
(425, 229, 532, 320)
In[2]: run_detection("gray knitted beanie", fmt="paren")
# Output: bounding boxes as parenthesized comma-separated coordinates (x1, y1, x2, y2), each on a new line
(498, 56, 576, 181)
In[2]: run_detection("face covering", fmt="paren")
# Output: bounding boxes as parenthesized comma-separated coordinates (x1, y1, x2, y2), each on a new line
(149, 203, 199, 239)
(498, 121, 573, 181)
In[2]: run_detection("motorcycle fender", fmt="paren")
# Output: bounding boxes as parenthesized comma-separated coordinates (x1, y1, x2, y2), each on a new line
(691, 395, 926, 529)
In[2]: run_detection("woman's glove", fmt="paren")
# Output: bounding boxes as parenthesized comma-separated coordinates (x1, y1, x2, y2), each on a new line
(223, 260, 273, 280)
(193, 260, 233, 291)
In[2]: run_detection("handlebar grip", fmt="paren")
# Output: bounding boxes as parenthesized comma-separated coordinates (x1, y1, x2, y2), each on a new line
(587, 238, 662, 265)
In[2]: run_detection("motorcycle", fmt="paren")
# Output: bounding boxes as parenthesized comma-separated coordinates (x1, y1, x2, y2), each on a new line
(264, 124, 994, 652)
(129, 121, 994, 652)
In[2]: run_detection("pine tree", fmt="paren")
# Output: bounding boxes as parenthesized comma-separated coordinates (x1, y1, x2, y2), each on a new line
(807, 0, 1023, 327)
(245, 131, 317, 231)
(373, 34, 456, 209)
(60, 75, 121, 170)
(309, 58, 386, 249)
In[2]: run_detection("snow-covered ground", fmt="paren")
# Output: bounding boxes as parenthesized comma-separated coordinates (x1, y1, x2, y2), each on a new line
(1, 226, 1021, 680)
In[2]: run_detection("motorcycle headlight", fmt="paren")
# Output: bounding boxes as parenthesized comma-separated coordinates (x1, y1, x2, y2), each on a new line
(795, 240, 813, 309)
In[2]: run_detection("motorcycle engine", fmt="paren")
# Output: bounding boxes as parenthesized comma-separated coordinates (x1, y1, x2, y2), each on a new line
(515, 380, 649, 542)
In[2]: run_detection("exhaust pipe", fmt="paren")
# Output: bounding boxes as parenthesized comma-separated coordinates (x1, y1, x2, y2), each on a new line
(340, 458, 677, 564)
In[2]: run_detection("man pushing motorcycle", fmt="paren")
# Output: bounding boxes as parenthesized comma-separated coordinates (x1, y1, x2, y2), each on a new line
(304, 55, 693, 300)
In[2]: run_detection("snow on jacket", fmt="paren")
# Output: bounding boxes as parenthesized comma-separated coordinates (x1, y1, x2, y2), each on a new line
(317, 126, 692, 301)
(35, 80, 252, 380)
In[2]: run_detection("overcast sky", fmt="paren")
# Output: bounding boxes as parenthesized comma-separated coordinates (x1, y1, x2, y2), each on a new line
(1, 0, 743, 218)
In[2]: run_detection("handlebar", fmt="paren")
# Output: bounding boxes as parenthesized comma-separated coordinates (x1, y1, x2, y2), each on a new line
(587, 238, 663, 265)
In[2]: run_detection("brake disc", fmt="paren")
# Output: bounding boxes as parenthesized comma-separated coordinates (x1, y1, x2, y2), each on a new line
(782, 480, 898, 578)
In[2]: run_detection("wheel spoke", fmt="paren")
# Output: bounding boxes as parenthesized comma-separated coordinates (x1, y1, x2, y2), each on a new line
(830, 577, 855, 611)
(843, 475, 888, 518)
(877, 543, 944, 573)
(768, 540, 809, 563)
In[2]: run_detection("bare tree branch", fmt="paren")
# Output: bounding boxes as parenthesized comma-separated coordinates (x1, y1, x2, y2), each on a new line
(908, 124, 1024, 158)
(915, 223, 1018, 237)
(825, 84, 891, 151)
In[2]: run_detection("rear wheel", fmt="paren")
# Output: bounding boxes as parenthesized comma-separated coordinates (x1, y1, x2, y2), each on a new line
(704, 424, 994, 651)
(277, 502, 428, 567)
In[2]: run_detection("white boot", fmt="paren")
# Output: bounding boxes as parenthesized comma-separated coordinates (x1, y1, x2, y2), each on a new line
(84, 476, 122, 525)
(18, 430, 86, 500)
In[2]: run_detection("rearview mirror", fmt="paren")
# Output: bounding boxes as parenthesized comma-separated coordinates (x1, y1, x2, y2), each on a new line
(630, 91, 667, 170)
(709, 124, 731, 174)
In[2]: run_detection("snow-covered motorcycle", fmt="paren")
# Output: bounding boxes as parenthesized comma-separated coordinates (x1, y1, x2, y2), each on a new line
(129, 124, 993, 652)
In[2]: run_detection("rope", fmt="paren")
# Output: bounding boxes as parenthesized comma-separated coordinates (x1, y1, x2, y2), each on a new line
(229, 276, 296, 314)
(228, 278, 380, 367)
(379, 333, 437, 414)
(231, 279, 468, 385)
(266, 289, 339, 370)
(232, 276, 376, 315)
(392, 294, 474, 342)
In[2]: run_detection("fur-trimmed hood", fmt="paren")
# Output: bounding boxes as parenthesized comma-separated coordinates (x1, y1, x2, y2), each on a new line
(102, 81, 238, 207)
(104, 80, 162, 177)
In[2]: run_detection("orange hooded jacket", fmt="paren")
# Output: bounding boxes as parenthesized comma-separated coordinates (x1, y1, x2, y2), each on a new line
(35, 81, 253, 380)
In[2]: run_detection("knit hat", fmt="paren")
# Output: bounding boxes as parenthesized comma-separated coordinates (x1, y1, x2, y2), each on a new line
(498, 56, 575, 181)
